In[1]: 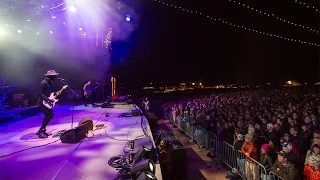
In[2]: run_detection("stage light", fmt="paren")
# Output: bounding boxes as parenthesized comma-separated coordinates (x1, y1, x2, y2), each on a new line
(79, 28, 82, 31)
(135, 171, 157, 180)
(50, 31, 53, 34)
(17, 30, 22, 33)
(132, 146, 152, 165)
(27, 20, 31, 22)
(0, 29, 5, 38)
(130, 159, 155, 177)
(63, 22, 66, 25)
(69, 6, 76, 12)
(126, 15, 131, 22)
(36, 32, 39, 35)
(52, 15, 56, 19)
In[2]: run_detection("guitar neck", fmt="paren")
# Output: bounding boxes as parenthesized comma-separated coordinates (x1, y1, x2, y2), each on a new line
(57, 87, 66, 95)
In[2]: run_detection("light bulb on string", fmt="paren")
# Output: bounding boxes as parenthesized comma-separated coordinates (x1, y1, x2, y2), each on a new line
(154, 0, 319, 47)
(228, 0, 318, 34)
(293, 0, 319, 13)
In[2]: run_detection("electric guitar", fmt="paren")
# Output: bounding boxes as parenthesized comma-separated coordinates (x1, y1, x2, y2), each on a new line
(84, 86, 98, 97)
(43, 85, 68, 109)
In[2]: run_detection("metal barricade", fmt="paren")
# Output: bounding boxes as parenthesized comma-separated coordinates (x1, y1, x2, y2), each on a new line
(218, 141, 268, 180)
(164, 111, 270, 180)
(269, 171, 284, 180)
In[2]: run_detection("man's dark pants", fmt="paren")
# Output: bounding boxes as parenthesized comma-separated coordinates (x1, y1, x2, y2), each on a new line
(39, 103, 54, 131)
(85, 94, 94, 106)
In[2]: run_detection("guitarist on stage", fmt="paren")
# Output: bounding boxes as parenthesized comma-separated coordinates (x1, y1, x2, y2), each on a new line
(83, 80, 95, 107)
(36, 70, 64, 138)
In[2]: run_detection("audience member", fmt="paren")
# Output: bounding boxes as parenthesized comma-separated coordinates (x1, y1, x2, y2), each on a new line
(271, 151, 298, 180)
(304, 156, 320, 180)
(163, 88, 319, 179)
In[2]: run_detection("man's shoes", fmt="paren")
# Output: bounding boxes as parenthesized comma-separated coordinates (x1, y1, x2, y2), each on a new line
(44, 131, 52, 136)
(36, 131, 48, 138)
(42, 129, 52, 136)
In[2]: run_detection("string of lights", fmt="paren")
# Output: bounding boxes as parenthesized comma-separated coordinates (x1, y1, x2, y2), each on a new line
(153, 0, 319, 47)
(292, 0, 319, 13)
(227, 0, 318, 34)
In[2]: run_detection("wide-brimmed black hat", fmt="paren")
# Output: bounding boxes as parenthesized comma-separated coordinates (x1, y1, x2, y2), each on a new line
(44, 70, 59, 76)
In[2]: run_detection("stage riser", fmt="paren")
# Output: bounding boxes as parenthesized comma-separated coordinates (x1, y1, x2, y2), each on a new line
(0, 106, 40, 123)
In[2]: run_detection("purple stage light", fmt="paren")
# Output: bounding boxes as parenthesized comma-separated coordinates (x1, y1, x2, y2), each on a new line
(50, 31, 53, 34)
(69, 6, 76, 12)
(52, 15, 56, 19)
(79, 28, 82, 31)
(125, 15, 131, 22)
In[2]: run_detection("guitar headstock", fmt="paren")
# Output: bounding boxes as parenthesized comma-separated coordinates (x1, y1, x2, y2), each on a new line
(62, 85, 68, 89)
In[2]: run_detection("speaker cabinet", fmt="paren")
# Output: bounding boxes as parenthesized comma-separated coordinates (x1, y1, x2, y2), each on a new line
(160, 129, 186, 178)
(60, 120, 92, 144)
(78, 117, 94, 131)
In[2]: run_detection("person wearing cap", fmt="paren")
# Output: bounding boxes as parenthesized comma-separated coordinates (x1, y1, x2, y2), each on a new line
(260, 144, 273, 180)
(36, 70, 63, 138)
(282, 142, 298, 165)
(303, 155, 320, 180)
(241, 134, 258, 180)
(271, 151, 298, 180)
(281, 133, 300, 161)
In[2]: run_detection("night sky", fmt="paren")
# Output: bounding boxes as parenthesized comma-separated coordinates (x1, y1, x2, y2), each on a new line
(113, 0, 319, 86)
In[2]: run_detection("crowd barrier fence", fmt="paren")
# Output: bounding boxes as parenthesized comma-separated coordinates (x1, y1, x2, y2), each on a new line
(268, 171, 284, 180)
(165, 111, 285, 180)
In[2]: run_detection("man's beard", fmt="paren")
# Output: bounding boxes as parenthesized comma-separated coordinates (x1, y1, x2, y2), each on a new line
(48, 76, 56, 81)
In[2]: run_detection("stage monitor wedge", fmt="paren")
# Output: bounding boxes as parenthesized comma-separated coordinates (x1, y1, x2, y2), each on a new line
(60, 119, 92, 144)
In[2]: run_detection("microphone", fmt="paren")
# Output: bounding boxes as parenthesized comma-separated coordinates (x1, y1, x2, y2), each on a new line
(57, 78, 65, 81)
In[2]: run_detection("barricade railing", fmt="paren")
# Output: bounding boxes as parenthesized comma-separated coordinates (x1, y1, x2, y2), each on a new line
(269, 171, 284, 180)
(165, 111, 269, 180)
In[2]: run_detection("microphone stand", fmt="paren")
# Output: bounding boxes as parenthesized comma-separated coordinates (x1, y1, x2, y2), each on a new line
(59, 79, 79, 129)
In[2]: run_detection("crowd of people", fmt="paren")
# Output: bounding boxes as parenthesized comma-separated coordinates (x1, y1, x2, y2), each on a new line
(163, 88, 320, 180)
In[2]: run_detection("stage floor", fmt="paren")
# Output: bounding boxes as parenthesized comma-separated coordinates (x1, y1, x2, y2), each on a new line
(0, 103, 162, 180)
